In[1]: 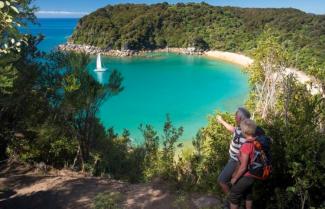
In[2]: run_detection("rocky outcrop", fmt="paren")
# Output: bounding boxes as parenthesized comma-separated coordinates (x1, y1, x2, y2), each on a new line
(57, 43, 141, 57)
(58, 43, 205, 57)
(155, 47, 204, 55)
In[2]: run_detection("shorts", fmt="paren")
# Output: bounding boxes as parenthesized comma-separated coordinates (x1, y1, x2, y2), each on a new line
(229, 176, 255, 205)
(218, 158, 238, 183)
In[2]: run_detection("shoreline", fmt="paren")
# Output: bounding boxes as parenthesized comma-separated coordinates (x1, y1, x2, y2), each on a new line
(57, 43, 250, 66)
(203, 50, 253, 68)
(204, 51, 323, 96)
(58, 43, 323, 96)
(57, 43, 204, 57)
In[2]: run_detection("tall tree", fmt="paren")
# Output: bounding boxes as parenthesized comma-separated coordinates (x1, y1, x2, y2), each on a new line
(246, 28, 289, 119)
(0, 0, 39, 160)
(54, 52, 123, 170)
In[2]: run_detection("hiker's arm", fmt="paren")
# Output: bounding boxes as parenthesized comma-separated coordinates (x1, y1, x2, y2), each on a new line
(216, 115, 235, 133)
(231, 153, 249, 185)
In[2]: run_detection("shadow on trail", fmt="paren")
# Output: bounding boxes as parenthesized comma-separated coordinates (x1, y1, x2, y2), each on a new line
(0, 190, 16, 200)
(0, 177, 126, 209)
(0, 190, 58, 209)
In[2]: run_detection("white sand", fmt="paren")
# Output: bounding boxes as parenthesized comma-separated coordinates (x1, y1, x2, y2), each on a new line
(204, 50, 323, 95)
(204, 50, 253, 67)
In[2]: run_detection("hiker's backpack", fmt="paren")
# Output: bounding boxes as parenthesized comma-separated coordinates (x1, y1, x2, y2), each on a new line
(247, 127, 272, 180)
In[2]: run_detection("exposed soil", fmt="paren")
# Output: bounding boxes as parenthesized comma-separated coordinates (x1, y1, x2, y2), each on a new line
(0, 161, 222, 209)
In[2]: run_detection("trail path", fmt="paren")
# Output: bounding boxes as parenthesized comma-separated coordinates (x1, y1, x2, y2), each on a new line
(0, 161, 222, 209)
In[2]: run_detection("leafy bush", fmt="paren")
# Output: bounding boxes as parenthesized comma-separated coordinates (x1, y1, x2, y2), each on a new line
(71, 3, 325, 79)
(93, 191, 123, 209)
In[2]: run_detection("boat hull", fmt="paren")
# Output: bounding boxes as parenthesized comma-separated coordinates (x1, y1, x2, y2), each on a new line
(94, 68, 107, 72)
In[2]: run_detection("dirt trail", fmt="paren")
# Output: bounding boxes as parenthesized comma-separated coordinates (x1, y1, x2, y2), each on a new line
(0, 161, 222, 209)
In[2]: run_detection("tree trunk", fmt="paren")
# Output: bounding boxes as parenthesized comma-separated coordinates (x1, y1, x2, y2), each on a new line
(300, 190, 308, 209)
(72, 145, 80, 169)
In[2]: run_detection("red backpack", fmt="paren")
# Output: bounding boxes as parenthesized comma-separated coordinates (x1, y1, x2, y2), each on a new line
(247, 131, 272, 180)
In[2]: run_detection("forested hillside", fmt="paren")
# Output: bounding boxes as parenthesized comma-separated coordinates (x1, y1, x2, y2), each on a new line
(71, 3, 325, 74)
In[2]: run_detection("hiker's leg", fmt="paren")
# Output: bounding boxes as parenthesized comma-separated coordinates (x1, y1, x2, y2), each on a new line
(245, 200, 253, 209)
(230, 203, 239, 209)
(244, 178, 254, 209)
(228, 179, 243, 209)
(229, 176, 254, 209)
(218, 158, 238, 194)
(219, 182, 230, 194)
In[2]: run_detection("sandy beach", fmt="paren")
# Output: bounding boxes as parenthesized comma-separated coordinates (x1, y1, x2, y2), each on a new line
(204, 50, 253, 67)
(58, 44, 323, 96)
(204, 50, 323, 96)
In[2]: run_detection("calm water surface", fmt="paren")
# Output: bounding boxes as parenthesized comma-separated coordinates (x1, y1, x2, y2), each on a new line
(25, 18, 249, 142)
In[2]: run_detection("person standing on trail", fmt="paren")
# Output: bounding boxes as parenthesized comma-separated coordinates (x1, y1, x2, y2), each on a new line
(216, 107, 251, 196)
(229, 118, 257, 209)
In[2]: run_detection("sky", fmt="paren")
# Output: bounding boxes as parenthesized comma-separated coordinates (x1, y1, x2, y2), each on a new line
(34, 0, 325, 18)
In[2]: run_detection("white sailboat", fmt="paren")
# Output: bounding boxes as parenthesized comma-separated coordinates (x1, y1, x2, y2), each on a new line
(94, 53, 107, 72)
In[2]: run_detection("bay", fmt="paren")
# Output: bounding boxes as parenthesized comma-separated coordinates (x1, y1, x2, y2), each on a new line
(24, 18, 249, 142)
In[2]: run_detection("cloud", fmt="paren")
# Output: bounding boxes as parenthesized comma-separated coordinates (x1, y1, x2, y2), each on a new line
(36, 10, 89, 17)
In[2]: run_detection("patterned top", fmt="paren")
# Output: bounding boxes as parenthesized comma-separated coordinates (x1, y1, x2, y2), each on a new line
(229, 127, 247, 161)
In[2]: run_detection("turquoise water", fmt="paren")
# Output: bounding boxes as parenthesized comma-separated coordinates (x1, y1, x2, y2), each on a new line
(24, 18, 249, 142)
(21, 18, 79, 52)
(89, 54, 249, 142)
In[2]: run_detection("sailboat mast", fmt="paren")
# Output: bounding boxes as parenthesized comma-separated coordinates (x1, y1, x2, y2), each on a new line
(96, 53, 102, 69)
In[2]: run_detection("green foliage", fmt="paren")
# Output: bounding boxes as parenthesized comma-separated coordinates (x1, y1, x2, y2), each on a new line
(253, 81, 325, 209)
(245, 28, 290, 118)
(1, 34, 125, 171)
(49, 137, 78, 166)
(175, 112, 234, 193)
(0, 0, 36, 95)
(243, 31, 325, 209)
(93, 191, 123, 209)
(0, 0, 35, 55)
(0, 64, 17, 94)
(1, 3, 324, 209)
(140, 124, 160, 180)
(95, 128, 144, 182)
(161, 115, 184, 180)
(170, 30, 324, 208)
(246, 28, 289, 85)
(49, 51, 124, 170)
(139, 115, 184, 182)
(191, 36, 209, 51)
(13, 121, 79, 167)
(172, 191, 191, 209)
(71, 3, 325, 79)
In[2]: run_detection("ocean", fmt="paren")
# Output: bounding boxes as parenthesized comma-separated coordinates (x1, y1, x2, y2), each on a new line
(24, 18, 249, 142)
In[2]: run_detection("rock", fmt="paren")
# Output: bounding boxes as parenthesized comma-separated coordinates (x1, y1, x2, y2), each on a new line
(192, 196, 222, 209)
(34, 162, 48, 174)
(57, 44, 205, 57)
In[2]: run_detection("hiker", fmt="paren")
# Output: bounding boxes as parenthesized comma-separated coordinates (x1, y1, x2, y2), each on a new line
(216, 107, 251, 196)
(229, 118, 257, 209)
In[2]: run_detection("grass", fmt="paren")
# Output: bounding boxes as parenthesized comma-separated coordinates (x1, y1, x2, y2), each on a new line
(93, 191, 123, 209)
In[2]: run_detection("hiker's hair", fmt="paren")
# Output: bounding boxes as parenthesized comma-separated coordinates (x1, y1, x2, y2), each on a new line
(236, 107, 251, 122)
(240, 119, 256, 136)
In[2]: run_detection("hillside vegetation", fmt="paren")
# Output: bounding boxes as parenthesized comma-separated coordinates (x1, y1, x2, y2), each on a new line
(1, 1, 324, 209)
(71, 3, 325, 75)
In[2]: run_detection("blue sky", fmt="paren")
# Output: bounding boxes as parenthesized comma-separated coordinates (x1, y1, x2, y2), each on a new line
(34, 0, 325, 18)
